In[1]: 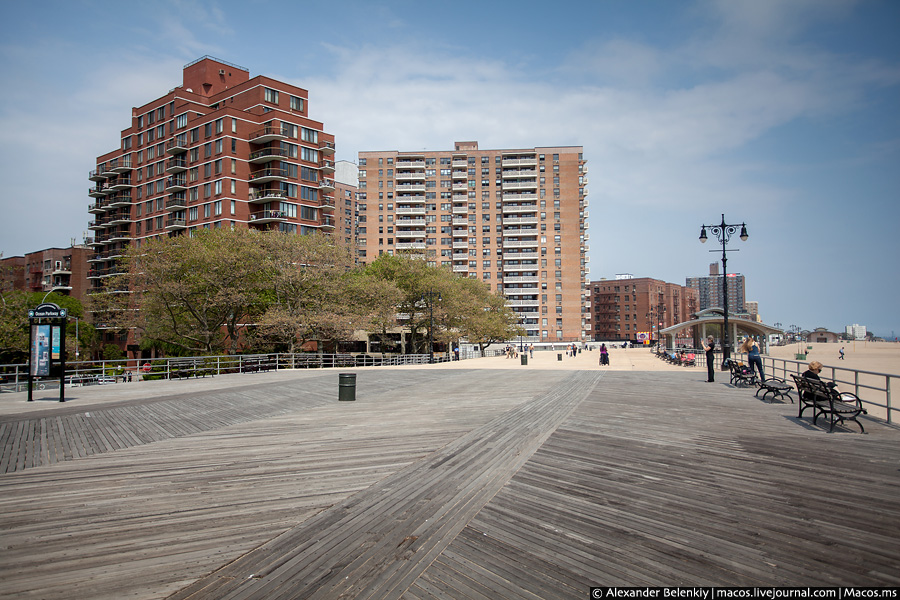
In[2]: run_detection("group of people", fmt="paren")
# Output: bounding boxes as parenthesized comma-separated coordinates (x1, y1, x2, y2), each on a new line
(504, 344, 535, 359)
(704, 335, 764, 383)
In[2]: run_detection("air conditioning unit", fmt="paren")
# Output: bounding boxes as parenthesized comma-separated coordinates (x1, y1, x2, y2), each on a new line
(219, 69, 226, 75)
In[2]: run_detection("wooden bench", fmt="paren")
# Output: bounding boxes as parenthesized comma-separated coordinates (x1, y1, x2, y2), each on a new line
(755, 377, 793, 403)
(726, 359, 759, 388)
(790, 374, 867, 432)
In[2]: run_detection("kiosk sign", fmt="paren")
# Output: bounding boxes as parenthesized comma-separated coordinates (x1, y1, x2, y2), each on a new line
(27, 303, 68, 402)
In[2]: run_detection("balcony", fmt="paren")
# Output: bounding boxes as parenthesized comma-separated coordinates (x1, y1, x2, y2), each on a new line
(502, 276, 540, 284)
(395, 242, 426, 250)
(502, 204, 538, 214)
(452, 265, 469, 273)
(396, 230, 426, 238)
(320, 215, 335, 229)
(451, 182, 468, 191)
(321, 159, 335, 174)
(502, 227, 538, 237)
(395, 183, 425, 192)
(249, 147, 289, 163)
(88, 201, 106, 214)
(396, 171, 425, 181)
(452, 206, 468, 215)
(452, 217, 468, 226)
(501, 157, 537, 167)
(396, 194, 425, 204)
(502, 216, 539, 225)
(396, 159, 425, 168)
(502, 180, 537, 190)
(502, 192, 538, 202)
(319, 197, 335, 212)
(166, 194, 188, 210)
(395, 206, 426, 215)
(165, 217, 187, 230)
(108, 177, 133, 191)
(249, 126, 288, 144)
(165, 176, 187, 192)
(505, 298, 540, 307)
(100, 163, 118, 178)
(107, 193, 132, 208)
(504, 287, 540, 296)
(503, 239, 540, 248)
(452, 170, 468, 180)
(88, 219, 104, 231)
(107, 211, 133, 226)
(502, 168, 538, 179)
(165, 136, 189, 154)
(452, 241, 468, 249)
(248, 188, 289, 204)
(451, 229, 468, 238)
(249, 209, 288, 224)
(89, 185, 107, 198)
(165, 157, 188, 173)
(88, 169, 106, 182)
(319, 178, 335, 191)
(249, 167, 288, 183)
(110, 157, 132, 173)
(319, 140, 335, 155)
(451, 159, 468, 168)
(109, 229, 131, 242)
(396, 218, 426, 227)
(504, 263, 539, 271)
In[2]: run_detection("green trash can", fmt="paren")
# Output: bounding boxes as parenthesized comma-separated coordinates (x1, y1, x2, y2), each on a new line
(521, 354, 527, 366)
(338, 373, 356, 401)
(557, 353, 563, 361)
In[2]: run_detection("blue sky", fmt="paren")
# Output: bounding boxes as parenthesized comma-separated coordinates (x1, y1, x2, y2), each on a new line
(1, 0, 898, 337)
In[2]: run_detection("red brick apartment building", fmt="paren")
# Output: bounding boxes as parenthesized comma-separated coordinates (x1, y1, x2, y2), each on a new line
(0, 246, 91, 303)
(357, 142, 589, 343)
(590, 276, 699, 343)
(88, 56, 337, 295)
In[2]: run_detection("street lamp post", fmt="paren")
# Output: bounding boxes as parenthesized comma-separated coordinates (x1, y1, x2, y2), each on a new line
(699, 214, 748, 367)
(421, 289, 441, 364)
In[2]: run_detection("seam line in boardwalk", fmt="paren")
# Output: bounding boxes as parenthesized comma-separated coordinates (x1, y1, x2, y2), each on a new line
(166, 371, 603, 600)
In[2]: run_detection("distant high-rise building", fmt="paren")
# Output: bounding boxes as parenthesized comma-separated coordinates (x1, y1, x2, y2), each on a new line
(686, 263, 747, 314)
(87, 56, 337, 294)
(332, 161, 359, 254)
(845, 324, 867, 340)
(357, 142, 589, 342)
(589, 276, 699, 342)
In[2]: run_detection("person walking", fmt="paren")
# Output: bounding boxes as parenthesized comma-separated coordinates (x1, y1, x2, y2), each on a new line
(599, 343, 609, 366)
(529, 344, 534, 359)
(839, 346, 845, 360)
(704, 336, 716, 382)
(740, 337, 765, 382)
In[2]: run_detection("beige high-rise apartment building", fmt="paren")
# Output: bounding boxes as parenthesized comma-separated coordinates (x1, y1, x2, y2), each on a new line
(357, 141, 589, 343)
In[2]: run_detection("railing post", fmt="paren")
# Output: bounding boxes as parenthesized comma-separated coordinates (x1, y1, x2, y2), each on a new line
(886, 375, 892, 424)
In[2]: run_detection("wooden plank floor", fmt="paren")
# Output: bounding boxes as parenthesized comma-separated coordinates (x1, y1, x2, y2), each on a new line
(1, 368, 899, 600)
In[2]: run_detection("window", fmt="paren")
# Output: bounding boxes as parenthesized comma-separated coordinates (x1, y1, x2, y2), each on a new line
(176, 113, 187, 128)
(301, 128, 318, 143)
(264, 88, 279, 104)
(290, 96, 304, 111)
(301, 147, 318, 162)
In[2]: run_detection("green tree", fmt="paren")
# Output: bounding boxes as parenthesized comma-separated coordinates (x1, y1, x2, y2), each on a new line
(112, 228, 271, 354)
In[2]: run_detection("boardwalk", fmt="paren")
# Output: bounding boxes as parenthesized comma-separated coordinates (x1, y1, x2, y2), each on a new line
(1, 356, 899, 599)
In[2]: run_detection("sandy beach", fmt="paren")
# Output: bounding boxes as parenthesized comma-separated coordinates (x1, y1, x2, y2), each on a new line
(767, 340, 900, 376)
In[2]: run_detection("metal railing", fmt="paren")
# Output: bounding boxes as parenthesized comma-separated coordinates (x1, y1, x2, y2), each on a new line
(759, 354, 895, 424)
(0, 353, 452, 393)
(654, 347, 896, 424)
